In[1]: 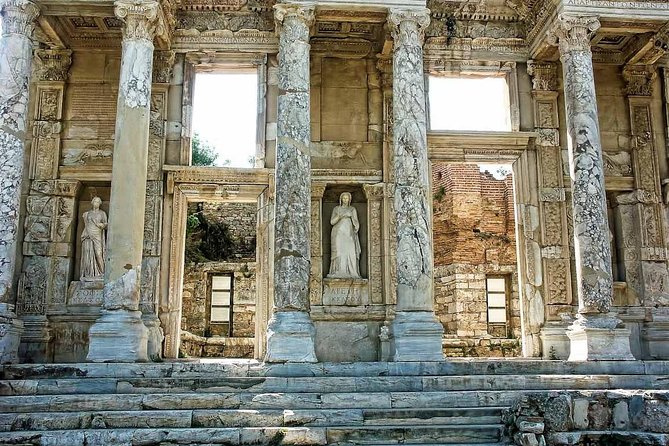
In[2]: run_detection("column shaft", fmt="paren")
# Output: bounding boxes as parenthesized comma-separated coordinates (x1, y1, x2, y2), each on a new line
(549, 14, 633, 360)
(0, 0, 39, 364)
(264, 3, 317, 363)
(388, 8, 443, 361)
(87, 0, 160, 362)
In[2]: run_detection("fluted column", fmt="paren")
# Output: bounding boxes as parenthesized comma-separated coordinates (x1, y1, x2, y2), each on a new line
(388, 8, 444, 362)
(548, 14, 634, 361)
(264, 3, 317, 363)
(87, 0, 161, 362)
(0, 0, 39, 364)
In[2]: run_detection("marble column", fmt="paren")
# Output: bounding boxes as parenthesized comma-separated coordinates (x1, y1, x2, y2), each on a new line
(388, 8, 444, 362)
(548, 14, 634, 361)
(0, 0, 39, 364)
(87, 0, 161, 362)
(264, 3, 317, 363)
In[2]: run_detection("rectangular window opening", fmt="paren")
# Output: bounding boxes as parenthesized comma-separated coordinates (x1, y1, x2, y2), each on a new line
(429, 75, 512, 132)
(486, 276, 509, 338)
(210, 273, 233, 335)
(192, 70, 259, 168)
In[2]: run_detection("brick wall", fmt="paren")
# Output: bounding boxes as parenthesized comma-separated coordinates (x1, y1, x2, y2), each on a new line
(432, 163, 521, 357)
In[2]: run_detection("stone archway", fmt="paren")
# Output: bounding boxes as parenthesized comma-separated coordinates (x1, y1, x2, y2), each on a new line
(161, 166, 271, 359)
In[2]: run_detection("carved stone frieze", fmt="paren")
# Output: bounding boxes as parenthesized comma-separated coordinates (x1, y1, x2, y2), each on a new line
(177, 9, 274, 33)
(33, 49, 73, 82)
(602, 151, 632, 177)
(623, 65, 657, 97)
(152, 50, 175, 83)
(527, 60, 558, 91)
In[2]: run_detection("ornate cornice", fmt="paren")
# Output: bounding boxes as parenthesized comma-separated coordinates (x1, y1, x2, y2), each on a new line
(33, 49, 72, 82)
(114, 0, 162, 42)
(547, 14, 600, 55)
(527, 60, 558, 91)
(273, 3, 314, 35)
(0, 0, 39, 37)
(623, 64, 657, 96)
(388, 8, 431, 43)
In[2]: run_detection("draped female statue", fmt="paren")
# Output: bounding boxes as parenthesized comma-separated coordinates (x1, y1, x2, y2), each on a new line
(328, 192, 361, 279)
(80, 196, 107, 281)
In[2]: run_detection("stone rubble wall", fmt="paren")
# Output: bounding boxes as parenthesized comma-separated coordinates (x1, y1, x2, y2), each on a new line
(432, 163, 520, 357)
(505, 390, 669, 446)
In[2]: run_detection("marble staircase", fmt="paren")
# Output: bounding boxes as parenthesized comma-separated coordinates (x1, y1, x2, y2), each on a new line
(0, 360, 667, 446)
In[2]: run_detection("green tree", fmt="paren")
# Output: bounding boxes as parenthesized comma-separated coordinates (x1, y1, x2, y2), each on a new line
(191, 132, 218, 166)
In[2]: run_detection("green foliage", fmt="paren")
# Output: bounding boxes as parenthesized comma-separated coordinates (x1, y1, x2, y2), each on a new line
(433, 185, 446, 201)
(191, 132, 218, 166)
(184, 208, 235, 263)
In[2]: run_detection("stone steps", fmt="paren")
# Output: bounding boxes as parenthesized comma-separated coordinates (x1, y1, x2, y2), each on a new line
(0, 390, 526, 413)
(0, 425, 505, 445)
(0, 407, 505, 431)
(3, 360, 667, 379)
(1, 361, 667, 445)
(1, 374, 666, 396)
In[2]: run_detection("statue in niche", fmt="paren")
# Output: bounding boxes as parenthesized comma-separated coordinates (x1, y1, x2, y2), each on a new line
(328, 192, 361, 279)
(80, 197, 107, 281)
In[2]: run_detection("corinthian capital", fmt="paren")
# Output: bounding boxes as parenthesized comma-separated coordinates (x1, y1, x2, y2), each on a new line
(114, 0, 161, 42)
(623, 65, 657, 97)
(274, 3, 315, 35)
(34, 49, 72, 82)
(0, 0, 39, 37)
(388, 8, 431, 43)
(527, 60, 558, 91)
(547, 14, 600, 55)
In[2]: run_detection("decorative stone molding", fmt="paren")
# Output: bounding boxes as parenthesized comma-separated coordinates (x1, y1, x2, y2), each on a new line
(0, 0, 39, 36)
(387, 8, 431, 44)
(623, 65, 657, 97)
(33, 49, 72, 82)
(114, 0, 161, 42)
(527, 60, 558, 91)
(152, 50, 175, 83)
(547, 14, 600, 55)
(273, 3, 315, 35)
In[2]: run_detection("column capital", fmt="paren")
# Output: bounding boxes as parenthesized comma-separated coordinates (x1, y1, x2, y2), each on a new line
(623, 64, 657, 97)
(0, 0, 39, 37)
(114, 0, 161, 42)
(311, 182, 327, 199)
(548, 14, 600, 55)
(33, 49, 72, 82)
(362, 183, 385, 200)
(387, 8, 431, 43)
(527, 60, 558, 91)
(274, 3, 315, 34)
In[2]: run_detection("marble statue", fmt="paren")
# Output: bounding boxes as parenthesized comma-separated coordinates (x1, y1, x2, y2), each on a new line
(328, 192, 361, 279)
(80, 197, 108, 281)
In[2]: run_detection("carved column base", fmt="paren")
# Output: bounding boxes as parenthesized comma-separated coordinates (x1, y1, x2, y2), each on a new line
(0, 304, 23, 364)
(19, 315, 51, 363)
(87, 310, 148, 362)
(567, 315, 634, 361)
(142, 313, 164, 360)
(390, 311, 444, 362)
(540, 323, 571, 360)
(642, 321, 669, 359)
(265, 311, 317, 363)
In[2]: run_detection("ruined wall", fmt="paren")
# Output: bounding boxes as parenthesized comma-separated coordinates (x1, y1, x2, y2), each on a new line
(432, 163, 521, 357)
(180, 263, 256, 358)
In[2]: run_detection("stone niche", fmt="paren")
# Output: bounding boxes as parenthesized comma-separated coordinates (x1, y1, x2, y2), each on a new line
(313, 184, 381, 362)
(47, 185, 110, 362)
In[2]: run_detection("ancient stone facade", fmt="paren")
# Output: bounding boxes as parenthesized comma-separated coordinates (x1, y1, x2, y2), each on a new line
(0, 0, 666, 368)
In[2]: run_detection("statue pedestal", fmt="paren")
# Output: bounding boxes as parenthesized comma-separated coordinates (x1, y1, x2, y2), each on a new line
(323, 278, 368, 306)
(68, 280, 104, 306)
